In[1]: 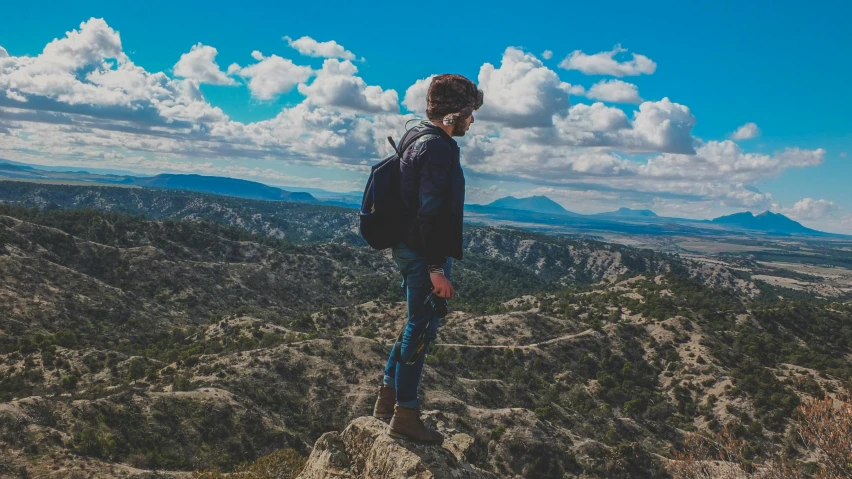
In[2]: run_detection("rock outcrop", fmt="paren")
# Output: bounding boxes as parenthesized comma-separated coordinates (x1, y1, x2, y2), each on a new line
(297, 416, 494, 479)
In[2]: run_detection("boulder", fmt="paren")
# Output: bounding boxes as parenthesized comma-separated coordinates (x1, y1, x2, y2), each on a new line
(297, 416, 494, 479)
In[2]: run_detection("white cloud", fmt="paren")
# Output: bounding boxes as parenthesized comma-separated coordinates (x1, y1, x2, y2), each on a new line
(540, 98, 696, 154)
(297, 59, 398, 113)
(782, 198, 839, 220)
(840, 152, 848, 158)
(541, 50, 553, 60)
(456, 127, 822, 212)
(40, 18, 128, 70)
(283, 35, 356, 60)
(476, 47, 582, 128)
(586, 79, 642, 104)
(626, 98, 696, 153)
(402, 75, 434, 115)
(640, 141, 824, 184)
(0, 18, 226, 125)
(559, 45, 656, 76)
(556, 102, 631, 133)
(173, 43, 235, 85)
(0, 19, 833, 223)
(228, 51, 313, 100)
(730, 122, 760, 140)
(775, 198, 852, 234)
(0, 46, 8, 58)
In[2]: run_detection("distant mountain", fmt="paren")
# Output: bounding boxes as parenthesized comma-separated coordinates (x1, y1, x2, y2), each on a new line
(485, 195, 575, 216)
(710, 211, 821, 235)
(130, 174, 316, 203)
(0, 160, 842, 237)
(595, 207, 659, 218)
(0, 162, 34, 172)
(0, 158, 139, 176)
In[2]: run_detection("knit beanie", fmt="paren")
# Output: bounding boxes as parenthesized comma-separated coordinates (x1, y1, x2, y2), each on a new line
(426, 74, 484, 125)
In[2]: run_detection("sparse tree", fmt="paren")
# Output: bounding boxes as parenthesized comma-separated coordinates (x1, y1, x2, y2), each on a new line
(127, 357, 146, 384)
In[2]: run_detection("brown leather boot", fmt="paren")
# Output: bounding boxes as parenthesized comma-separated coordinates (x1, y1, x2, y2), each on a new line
(372, 385, 396, 419)
(388, 405, 444, 444)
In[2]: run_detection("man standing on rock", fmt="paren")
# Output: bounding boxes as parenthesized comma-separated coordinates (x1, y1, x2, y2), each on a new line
(373, 74, 483, 444)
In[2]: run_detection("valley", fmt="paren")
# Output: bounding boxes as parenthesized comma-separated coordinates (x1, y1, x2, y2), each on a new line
(0, 182, 849, 478)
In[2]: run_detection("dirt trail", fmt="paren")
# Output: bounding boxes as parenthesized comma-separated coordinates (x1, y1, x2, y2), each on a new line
(436, 329, 596, 350)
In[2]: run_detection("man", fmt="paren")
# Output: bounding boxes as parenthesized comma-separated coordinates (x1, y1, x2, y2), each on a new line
(372, 74, 483, 444)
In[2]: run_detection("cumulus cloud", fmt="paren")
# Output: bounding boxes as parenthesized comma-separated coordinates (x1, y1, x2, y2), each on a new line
(0, 18, 226, 125)
(586, 79, 642, 104)
(626, 98, 696, 153)
(730, 122, 760, 140)
(0, 46, 8, 58)
(541, 50, 553, 60)
(173, 43, 235, 85)
(640, 142, 824, 183)
(0, 19, 832, 220)
(297, 59, 398, 113)
(539, 98, 696, 154)
(476, 47, 582, 128)
(782, 198, 839, 220)
(283, 35, 357, 60)
(559, 45, 656, 76)
(0, 18, 397, 168)
(227, 51, 313, 100)
(402, 75, 433, 115)
(456, 125, 822, 212)
(40, 18, 128, 70)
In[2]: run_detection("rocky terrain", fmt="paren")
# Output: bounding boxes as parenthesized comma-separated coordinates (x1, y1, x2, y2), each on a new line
(295, 416, 494, 479)
(0, 184, 850, 478)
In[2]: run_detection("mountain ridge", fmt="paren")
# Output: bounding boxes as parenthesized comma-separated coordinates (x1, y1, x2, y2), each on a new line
(0, 158, 843, 237)
(485, 195, 575, 216)
(595, 207, 659, 218)
(476, 195, 839, 237)
(132, 173, 317, 203)
(710, 210, 820, 235)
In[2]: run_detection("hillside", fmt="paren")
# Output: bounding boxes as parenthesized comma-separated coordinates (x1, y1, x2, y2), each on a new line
(0, 187, 850, 478)
(0, 180, 358, 244)
(0, 181, 674, 311)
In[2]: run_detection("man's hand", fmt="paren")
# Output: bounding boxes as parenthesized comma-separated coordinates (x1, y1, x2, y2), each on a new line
(430, 272, 455, 299)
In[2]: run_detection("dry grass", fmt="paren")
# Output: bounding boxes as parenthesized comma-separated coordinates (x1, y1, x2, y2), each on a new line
(797, 391, 852, 479)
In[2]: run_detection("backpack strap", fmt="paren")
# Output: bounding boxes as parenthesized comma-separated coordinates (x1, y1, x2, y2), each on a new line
(386, 127, 440, 159)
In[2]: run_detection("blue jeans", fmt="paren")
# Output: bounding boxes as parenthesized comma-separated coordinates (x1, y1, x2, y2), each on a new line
(383, 243, 452, 408)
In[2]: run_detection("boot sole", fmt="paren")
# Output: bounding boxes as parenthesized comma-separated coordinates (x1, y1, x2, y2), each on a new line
(373, 412, 393, 419)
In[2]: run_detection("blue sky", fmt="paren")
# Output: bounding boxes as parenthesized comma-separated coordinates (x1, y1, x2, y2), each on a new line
(1, 0, 850, 232)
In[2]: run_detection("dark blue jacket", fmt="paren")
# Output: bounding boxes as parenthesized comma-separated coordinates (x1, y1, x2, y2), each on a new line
(398, 121, 465, 267)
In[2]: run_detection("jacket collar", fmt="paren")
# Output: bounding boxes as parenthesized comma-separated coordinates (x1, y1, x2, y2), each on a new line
(416, 121, 458, 147)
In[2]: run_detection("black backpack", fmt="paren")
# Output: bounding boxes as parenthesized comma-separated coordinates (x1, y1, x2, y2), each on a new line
(359, 128, 436, 250)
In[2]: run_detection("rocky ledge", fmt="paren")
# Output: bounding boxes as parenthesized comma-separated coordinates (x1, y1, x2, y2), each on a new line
(296, 416, 494, 479)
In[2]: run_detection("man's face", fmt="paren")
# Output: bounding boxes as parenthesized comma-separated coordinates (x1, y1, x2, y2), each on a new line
(452, 113, 474, 137)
